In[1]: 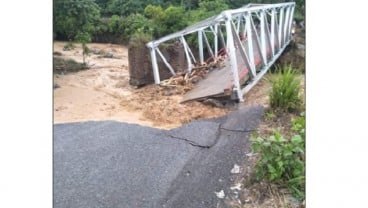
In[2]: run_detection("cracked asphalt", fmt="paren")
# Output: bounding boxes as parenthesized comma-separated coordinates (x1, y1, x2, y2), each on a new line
(54, 105, 263, 208)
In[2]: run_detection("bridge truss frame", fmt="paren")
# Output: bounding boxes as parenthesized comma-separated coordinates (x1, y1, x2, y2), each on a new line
(147, 2, 296, 102)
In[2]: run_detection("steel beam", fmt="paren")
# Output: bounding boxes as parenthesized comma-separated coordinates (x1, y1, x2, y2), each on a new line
(156, 48, 176, 76)
(181, 36, 193, 73)
(224, 11, 243, 102)
(203, 31, 215, 59)
(287, 6, 295, 41)
(231, 21, 254, 79)
(279, 7, 284, 47)
(270, 9, 275, 57)
(250, 16, 266, 67)
(260, 11, 267, 64)
(246, 13, 256, 76)
(283, 6, 290, 45)
(214, 24, 218, 58)
(198, 30, 204, 63)
(148, 45, 160, 84)
(241, 39, 292, 95)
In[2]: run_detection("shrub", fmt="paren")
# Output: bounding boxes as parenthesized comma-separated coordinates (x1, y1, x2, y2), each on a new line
(63, 41, 75, 51)
(291, 112, 306, 138)
(121, 13, 152, 41)
(269, 65, 301, 112)
(53, 57, 88, 74)
(250, 114, 305, 199)
(129, 32, 153, 47)
(81, 43, 90, 64)
(75, 32, 92, 43)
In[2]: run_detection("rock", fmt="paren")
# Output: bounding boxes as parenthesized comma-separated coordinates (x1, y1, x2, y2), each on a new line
(230, 183, 242, 191)
(53, 51, 62, 56)
(231, 164, 240, 174)
(214, 190, 225, 199)
(296, 44, 305, 50)
(203, 98, 224, 108)
(104, 52, 114, 58)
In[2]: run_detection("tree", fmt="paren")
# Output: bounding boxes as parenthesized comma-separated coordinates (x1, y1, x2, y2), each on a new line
(144, 5, 188, 38)
(188, 0, 229, 25)
(54, 0, 101, 41)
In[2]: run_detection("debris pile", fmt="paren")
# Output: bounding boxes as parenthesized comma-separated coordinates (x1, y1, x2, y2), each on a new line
(160, 58, 226, 87)
(120, 83, 230, 128)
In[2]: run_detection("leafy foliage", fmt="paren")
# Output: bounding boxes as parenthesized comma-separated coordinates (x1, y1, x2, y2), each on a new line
(188, 0, 229, 25)
(54, 0, 100, 41)
(250, 113, 305, 199)
(144, 5, 188, 38)
(54, 0, 305, 42)
(129, 32, 153, 47)
(291, 112, 305, 138)
(106, 0, 145, 16)
(269, 65, 301, 112)
(120, 13, 151, 41)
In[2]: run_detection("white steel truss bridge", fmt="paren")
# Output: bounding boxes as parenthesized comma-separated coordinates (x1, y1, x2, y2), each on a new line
(146, 2, 296, 102)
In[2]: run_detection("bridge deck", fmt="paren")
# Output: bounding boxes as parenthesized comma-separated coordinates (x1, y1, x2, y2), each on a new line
(182, 33, 274, 102)
(181, 65, 232, 102)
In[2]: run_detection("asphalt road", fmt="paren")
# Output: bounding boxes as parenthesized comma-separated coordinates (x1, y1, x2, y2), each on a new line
(54, 105, 263, 208)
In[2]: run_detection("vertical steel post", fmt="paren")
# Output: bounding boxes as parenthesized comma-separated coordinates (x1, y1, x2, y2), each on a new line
(224, 11, 243, 102)
(219, 26, 226, 48)
(149, 44, 160, 84)
(237, 16, 241, 32)
(242, 15, 248, 37)
(287, 6, 295, 41)
(274, 11, 280, 51)
(260, 10, 267, 64)
(283, 6, 290, 45)
(278, 7, 284, 48)
(198, 30, 204, 64)
(271, 9, 275, 57)
(181, 36, 192, 73)
(264, 12, 272, 58)
(214, 24, 218, 58)
(246, 13, 256, 76)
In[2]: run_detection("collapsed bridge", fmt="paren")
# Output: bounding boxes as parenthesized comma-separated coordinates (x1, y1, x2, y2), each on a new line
(145, 2, 296, 102)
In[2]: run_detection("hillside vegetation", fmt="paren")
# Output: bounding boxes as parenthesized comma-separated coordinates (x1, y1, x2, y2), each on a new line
(54, 0, 305, 43)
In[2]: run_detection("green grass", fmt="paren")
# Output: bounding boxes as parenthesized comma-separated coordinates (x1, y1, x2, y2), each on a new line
(269, 65, 301, 112)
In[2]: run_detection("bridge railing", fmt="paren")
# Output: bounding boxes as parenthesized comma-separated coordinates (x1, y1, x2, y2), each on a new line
(146, 2, 295, 101)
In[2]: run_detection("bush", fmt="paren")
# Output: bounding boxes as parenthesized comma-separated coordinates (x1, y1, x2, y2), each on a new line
(75, 32, 92, 43)
(129, 32, 153, 47)
(121, 13, 152, 41)
(250, 113, 305, 199)
(63, 41, 75, 51)
(53, 57, 89, 74)
(269, 65, 301, 112)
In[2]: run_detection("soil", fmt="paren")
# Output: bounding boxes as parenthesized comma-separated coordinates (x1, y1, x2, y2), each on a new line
(53, 41, 230, 129)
